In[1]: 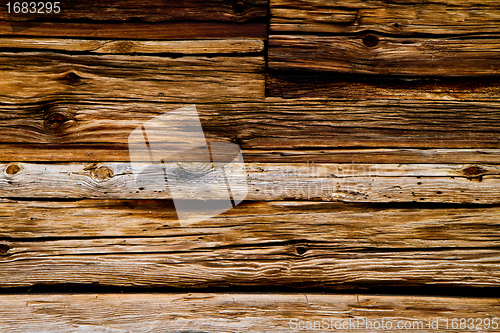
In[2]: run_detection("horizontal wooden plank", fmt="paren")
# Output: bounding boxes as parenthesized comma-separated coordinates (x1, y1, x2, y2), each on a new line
(1, 233, 500, 288)
(0, 162, 498, 203)
(0, 99, 499, 153)
(271, 0, 500, 35)
(266, 73, 500, 100)
(1, 199, 499, 244)
(0, 0, 267, 23)
(269, 35, 500, 75)
(2, 146, 500, 164)
(0, 37, 264, 54)
(1, 293, 500, 332)
(0, 53, 264, 104)
(0, 22, 268, 40)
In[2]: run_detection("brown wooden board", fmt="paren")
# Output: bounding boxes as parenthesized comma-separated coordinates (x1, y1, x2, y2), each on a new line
(269, 0, 500, 75)
(1, 294, 500, 332)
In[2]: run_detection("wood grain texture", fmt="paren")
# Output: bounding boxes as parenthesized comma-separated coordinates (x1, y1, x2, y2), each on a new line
(0, 98, 499, 162)
(0, 0, 267, 39)
(1, 232, 500, 288)
(269, 35, 500, 75)
(0, 162, 498, 203)
(1, 293, 500, 332)
(0, 37, 264, 54)
(0, 53, 264, 105)
(266, 73, 500, 100)
(271, 0, 500, 35)
(0, 0, 268, 23)
(0, 199, 499, 244)
(3, 146, 500, 164)
(0, 22, 268, 40)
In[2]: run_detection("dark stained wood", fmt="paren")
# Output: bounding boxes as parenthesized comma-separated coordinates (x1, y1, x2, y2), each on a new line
(271, 0, 500, 35)
(1, 293, 500, 332)
(0, 0, 267, 23)
(266, 73, 500, 100)
(0, 22, 268, 40)
(269, 35, 500, 75)
(0, 0, 267, 39)
(0, 99, 498, 162)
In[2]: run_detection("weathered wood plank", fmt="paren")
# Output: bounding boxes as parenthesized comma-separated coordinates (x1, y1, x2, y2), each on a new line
(271, 0, 500, 35)
(1, 199, 500, 247)
(0, 38, 264, 54)
(1, 235, 500, 288)
(1, 293, 500, 332)
(269, 35, 500, 75)
(0, 99, 498, 157)
(0, 162, 498, 203)
(0, 0, 267, 23)
(2, 146, 500, 164)
(266, 73, 500, 100)
(0, 0, 267, 39)
(0, 22, 268, 40)
(0, 53, 264, 104)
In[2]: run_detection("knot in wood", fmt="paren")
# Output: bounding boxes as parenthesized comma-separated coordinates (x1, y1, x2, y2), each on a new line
(463, 166, 486, 177)
(44, 113, 67, 131)
(4, 163, 21, 175)
(91, 166, 114, 182)
(62, 72, 82, 86)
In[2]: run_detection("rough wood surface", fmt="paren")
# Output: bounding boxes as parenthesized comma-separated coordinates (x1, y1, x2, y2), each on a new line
(0, 0, 268, 23)
(271, 0, 500, 35)
(0, 22, 268, 40)
(269, 35, 500, 75)
(0, 0, 267, 39)
(0, 99, 499, 162)
(0, 37, 264, 54)
(1, 293, 500, 332)
(266, 73, 500, 100)
(0, 53, 264, 105)
(1, 233, 500, 288)
(0, 199, 499, 243)
(0, 162, 498, 203)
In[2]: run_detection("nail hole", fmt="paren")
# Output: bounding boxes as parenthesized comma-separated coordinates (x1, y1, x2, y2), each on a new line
(234, 1, 245, 13)
(362, 34, 379, 47)
(394, 22, 401, 28)
(296, 246, 307, 255)
(5, 163, 21, 175)
(0, 244, 9, 255)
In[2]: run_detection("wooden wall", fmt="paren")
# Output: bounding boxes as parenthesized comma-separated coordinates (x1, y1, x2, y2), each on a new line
(1, 0, 500, 331)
